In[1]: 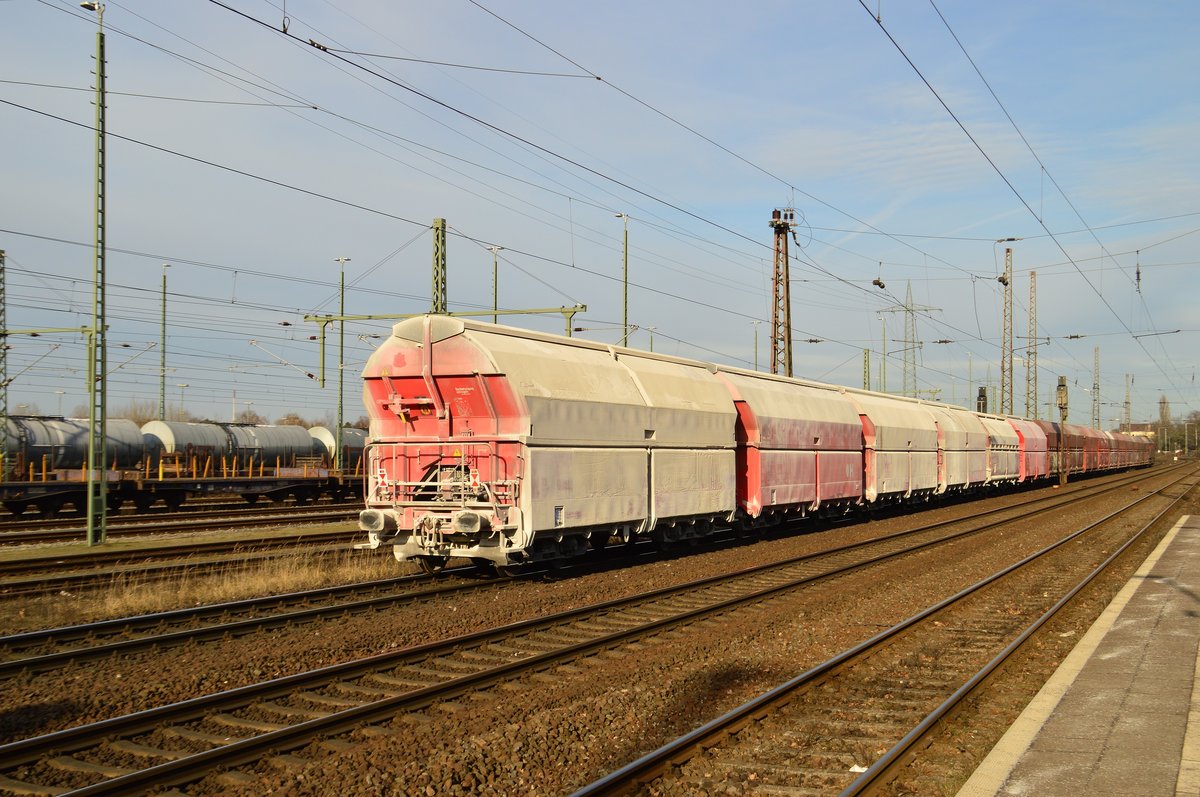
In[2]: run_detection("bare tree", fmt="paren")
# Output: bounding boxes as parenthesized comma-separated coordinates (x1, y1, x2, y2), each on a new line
(236, 409, 267, 424)
(119, 399, 158, 426)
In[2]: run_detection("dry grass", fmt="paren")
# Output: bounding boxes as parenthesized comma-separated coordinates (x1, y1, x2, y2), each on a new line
(1, 547, 413, 635)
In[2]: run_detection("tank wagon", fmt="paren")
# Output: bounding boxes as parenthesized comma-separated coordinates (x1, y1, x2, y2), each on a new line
(142, 420, 319, 466)
(0, 417, 366, 515)
(3, 416, 146, 472)
(309, 426, 367, 470)
(356, 316, 1155, 573)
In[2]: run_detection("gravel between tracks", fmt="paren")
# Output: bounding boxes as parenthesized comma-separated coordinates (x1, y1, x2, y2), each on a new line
(0, 475, 1188, 796)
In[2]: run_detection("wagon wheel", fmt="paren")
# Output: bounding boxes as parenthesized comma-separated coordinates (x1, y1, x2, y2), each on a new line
(417, 555, 449, 575)
(35, 496, 66, 517)
(470, 557, 498, 576)
(733, 517, 759, 542)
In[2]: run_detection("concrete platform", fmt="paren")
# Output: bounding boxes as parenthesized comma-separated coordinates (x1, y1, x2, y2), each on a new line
(957, 515, 1200, 797)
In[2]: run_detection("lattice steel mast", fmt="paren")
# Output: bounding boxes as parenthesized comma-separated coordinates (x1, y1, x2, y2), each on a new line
(999, 246, 1013, 415)
(432, 218, 447, 314)
(769, 209, 794, 377)
(880, 282, 937, 398)
(1123, 374, 1132, 432)
(1025, 271, 1037, 418)
(83, 1, 108, 546)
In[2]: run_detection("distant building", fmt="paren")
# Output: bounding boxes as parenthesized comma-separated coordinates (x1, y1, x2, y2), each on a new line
(1126, 422, 1156, 440)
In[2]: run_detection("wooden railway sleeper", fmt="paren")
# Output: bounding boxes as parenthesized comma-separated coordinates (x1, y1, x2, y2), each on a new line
(47, 757, 134, 777)
(161, 726, 246, 745)
(105, 740, 187, 761)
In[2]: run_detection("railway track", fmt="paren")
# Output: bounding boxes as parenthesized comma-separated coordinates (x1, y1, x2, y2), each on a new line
(0, 466, 1172, 680)
(0, 525, 362, 598)
(0, 505, 359, 547)
(0, 567, 485, 678)
(571, 472, 1196, 796)
(0, 466, 1185, 795)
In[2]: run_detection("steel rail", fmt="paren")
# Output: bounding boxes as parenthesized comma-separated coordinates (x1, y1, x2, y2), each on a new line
(569, 468, 1194, 796)
(0, 504, 358, 544)
(0, 470, 1181, 794)
(0, 533, 362, 599)
(0, 465, 1170, 678)
(0, 571, 492, 678)
(839, 475, 1197, 795)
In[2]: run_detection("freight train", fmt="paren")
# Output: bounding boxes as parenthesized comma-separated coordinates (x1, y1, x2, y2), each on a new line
(356, 316, 1155, 574)
(0, 417, 367, 515)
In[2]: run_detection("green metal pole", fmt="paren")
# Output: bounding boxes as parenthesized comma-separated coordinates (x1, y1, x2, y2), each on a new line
(333, 256, 350, 471)
(489, 246, 502, 324)
(159, 264, 168, 420)
(619, 213, 628, 344)
(431, 219, 446, 314)
(84, 2, 107, 546)
(754, 323, 759, 371)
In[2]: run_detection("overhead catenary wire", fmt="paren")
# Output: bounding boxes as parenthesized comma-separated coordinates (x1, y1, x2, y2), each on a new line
(203, 0, 924, 314)
(462, 0, 984, 282)
(38, 0, 811, 303)
(9, 1, 1190, 417)
(926, 0, 1189, 408)
(35, 0, 1003, 331)
(314, 47, 597, 80)
(855, 0, 1190, 410)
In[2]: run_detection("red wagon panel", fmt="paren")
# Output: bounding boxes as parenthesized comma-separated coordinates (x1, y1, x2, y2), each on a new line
(715, 369, 863, 517)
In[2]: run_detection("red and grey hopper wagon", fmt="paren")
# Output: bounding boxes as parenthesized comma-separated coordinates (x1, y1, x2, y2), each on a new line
(357, 316, 736, 572)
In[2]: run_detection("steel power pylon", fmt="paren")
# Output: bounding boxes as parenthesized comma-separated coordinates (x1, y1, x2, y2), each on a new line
(880, 282, 938, 398)
(1092, 347, 1101, 428)
(769, 208, 795, 377)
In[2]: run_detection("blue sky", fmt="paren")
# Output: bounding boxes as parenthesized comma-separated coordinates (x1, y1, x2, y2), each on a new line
(1, 0, 1197, 430)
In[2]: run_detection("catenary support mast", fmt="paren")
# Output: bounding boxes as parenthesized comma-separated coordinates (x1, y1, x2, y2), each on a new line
(769, 209, 794, 377)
